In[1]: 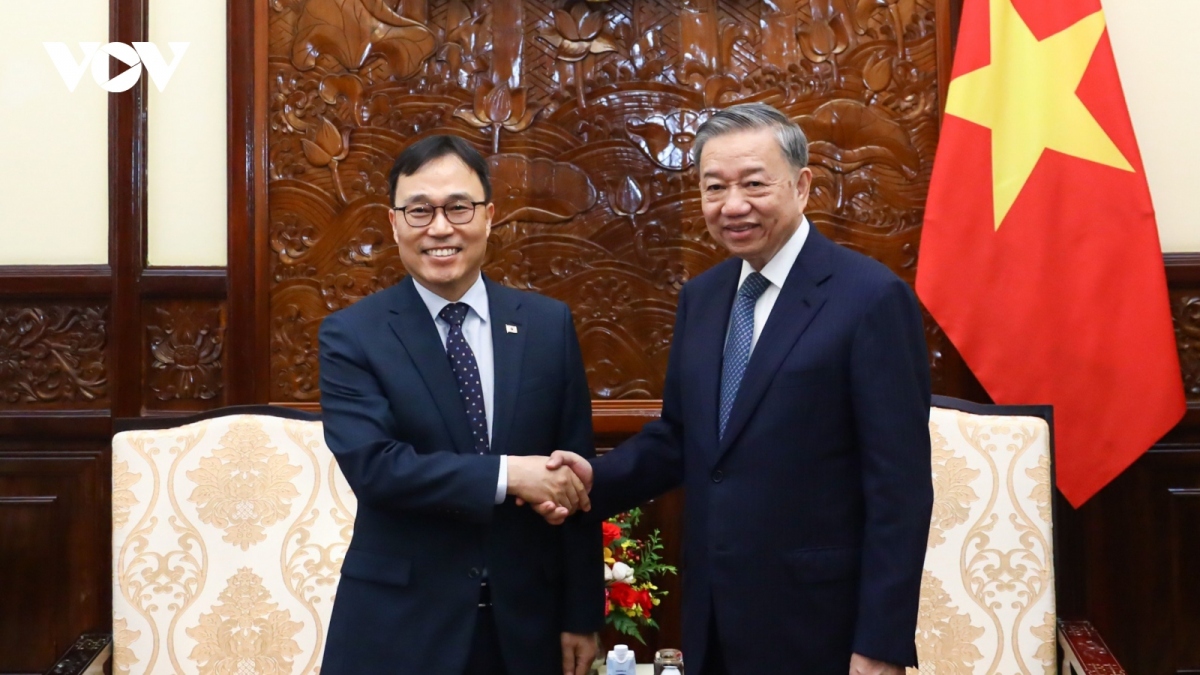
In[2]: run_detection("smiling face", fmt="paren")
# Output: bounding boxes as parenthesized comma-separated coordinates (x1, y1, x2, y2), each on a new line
(389, 154, 494, 301)
(698, 127, 813, 270)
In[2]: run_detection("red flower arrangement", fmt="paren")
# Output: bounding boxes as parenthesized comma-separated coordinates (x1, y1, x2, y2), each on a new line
(602, 508, 676, 644)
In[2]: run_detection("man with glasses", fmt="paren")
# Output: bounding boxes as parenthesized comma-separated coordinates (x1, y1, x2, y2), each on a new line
(318, 135, 602, 675)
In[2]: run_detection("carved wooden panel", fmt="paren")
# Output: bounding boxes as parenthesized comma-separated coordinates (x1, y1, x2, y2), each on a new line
(1171, 291, 1200, 401)
(1066, 449, 1200, 674)
(1167, 487, 1200, 669)
(267, 0, 945, 401)
(143, 301, 227, 411)
(0, 304, 108, 410)
(0, 450, 108, 672)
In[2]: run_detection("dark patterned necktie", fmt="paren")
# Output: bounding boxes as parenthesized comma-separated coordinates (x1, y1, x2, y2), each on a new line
(438, 302, 489, 454)
(719, 272, 771, 439)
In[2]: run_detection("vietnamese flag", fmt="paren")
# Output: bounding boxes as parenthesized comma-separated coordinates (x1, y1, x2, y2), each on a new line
(917, 0, 1184, 506)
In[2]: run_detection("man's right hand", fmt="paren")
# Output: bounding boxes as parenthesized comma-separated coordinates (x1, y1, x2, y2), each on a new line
(522, 451, 595, 525)
(507, 456, 590, 515)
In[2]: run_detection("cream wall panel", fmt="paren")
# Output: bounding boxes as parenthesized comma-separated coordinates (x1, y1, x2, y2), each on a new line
(146, 0, 227, 266)
(1104, 0, 1200, 253)
(0, 2, 109, 265)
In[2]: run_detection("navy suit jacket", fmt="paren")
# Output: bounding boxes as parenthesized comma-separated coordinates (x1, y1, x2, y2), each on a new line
(591, 229, 933, 673)
(318, 276, 603, 675)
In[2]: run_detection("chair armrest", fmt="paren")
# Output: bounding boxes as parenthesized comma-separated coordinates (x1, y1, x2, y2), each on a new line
(1059, 620, 1126, 674)
(43, 633, 111, 675)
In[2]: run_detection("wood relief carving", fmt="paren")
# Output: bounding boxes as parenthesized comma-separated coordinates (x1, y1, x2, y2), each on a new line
(1171, 292, 1200, 400)
(145, 302, 227, 406)
(268, 0, 943, 401)
(0, 305, 107, 408)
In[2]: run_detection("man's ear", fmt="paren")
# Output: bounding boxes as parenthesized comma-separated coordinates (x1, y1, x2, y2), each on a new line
(388, 207, 402, 246)
(795, 167, 813, 199)
(794, 167, 814, 212)
(484, 202, 495, 238)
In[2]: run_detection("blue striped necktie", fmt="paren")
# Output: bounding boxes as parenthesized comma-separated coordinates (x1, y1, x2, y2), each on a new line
(718, 272, 771, 439)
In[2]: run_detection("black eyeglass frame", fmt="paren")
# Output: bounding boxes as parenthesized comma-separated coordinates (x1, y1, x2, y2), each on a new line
(392, 200, 489, 228)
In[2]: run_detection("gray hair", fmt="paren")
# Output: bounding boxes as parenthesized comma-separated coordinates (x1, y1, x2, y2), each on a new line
(692, 103, 809, 171)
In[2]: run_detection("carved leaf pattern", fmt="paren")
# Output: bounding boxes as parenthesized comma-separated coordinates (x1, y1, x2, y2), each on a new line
(267, 0, 944, 400)
(292, 0, 436, 76)
(1171, 292, 1200, 400)
(0, 305, 107, 407)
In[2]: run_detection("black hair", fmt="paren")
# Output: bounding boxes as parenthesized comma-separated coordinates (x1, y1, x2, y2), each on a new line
(387, 135, 492, 205)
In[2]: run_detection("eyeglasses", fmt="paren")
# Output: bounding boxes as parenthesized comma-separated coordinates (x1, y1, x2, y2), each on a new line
(392, 200, 488, 228)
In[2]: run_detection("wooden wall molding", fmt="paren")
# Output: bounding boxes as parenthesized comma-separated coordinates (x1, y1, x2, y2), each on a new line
(0, 267, 113, 298)
(138, 268, 227, 298)
(226, 0, 272, 406)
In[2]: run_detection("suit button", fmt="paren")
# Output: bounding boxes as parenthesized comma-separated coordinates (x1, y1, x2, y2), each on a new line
(468, 568, 481, 579)
(711, 469, 724, 483)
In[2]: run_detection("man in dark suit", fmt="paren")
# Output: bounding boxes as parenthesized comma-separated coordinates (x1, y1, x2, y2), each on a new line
(539, 104, 933, 674)
(318, 135, 603, 675)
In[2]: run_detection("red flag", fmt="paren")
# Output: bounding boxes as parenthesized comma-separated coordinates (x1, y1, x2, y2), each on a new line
(917, 0, 1184, 506)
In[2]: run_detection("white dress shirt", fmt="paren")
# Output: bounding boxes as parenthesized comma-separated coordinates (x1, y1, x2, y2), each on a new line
(732, 215, 811, 352)
(412, 274, 507, 504)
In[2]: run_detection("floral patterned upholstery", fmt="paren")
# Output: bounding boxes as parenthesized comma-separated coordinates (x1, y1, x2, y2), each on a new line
(108, 406, 1057, 673)
(908, 405, 1056, 674)
(111, 414, 355, 674)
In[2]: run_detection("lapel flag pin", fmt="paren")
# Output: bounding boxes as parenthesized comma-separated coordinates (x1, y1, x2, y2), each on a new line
(506, 324, 518, 334)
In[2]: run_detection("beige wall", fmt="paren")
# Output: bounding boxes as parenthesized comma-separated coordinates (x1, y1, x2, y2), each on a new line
(1105, 0, 1200, 253)
(146, 0, 227, 266)
(0, 2, 1194, 266)
(0, 2, 109, 265)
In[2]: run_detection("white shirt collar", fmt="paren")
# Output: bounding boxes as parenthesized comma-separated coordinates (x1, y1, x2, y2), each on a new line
(737, 215, 810, 290)
(412, 274, 491, 324)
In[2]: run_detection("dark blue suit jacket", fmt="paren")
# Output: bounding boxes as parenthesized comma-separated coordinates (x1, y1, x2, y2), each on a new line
(318, 276, 603, 675)
(591, 229, 933, 673)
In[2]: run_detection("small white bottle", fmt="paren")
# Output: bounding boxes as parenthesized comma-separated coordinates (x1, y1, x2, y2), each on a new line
(606, 644, 637, 675)
(661, 667, 681, 675)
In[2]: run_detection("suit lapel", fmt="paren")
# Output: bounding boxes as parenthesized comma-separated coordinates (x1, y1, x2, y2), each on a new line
(387, 277, 475, 455)
(716, 229, 835, 461)
(486, 279, 525, 457)
(691, 260, 742, 459)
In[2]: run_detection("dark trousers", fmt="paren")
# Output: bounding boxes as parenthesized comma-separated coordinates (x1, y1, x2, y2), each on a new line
(702, 609, 730, 675)
(464, 598, 506, 675)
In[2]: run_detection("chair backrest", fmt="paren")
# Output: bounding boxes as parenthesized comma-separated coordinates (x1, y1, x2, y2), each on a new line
(909, 398, 1057, 674)
(111, 410, 355, 674)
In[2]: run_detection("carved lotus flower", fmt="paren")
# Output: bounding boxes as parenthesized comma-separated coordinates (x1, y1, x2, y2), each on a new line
(301, 117, 352, 202)
(800, 0, 851, 64)
(455, 82, 535, 133)
(454, 82, 537, 153)
(541, 4, 618, 62)
(301, 117, 350, 167)
(147, 306, 224, 401)
(609, 176, 648, 218)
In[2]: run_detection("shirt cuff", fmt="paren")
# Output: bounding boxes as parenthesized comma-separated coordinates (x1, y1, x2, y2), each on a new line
(494, 455, 508, 504)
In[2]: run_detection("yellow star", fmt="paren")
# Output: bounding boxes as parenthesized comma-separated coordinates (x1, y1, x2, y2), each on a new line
(945, 0, 1133, 229)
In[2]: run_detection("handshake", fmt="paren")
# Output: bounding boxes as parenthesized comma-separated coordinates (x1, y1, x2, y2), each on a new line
(506, 451, 594, 525)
